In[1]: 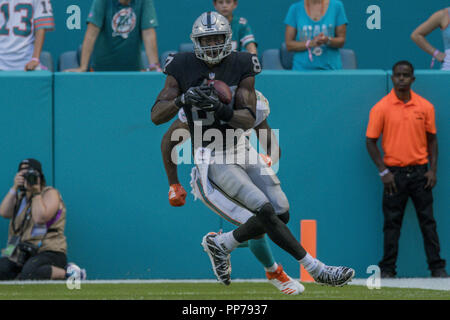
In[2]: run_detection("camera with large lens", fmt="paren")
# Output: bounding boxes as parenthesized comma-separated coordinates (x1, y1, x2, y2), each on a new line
(23, 169, 40, 186)
(16, 242, 38, 266)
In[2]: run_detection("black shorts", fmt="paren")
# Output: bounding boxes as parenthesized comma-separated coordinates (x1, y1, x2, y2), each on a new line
(0, 251, 67, 281)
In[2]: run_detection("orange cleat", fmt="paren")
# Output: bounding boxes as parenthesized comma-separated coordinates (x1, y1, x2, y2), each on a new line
(266, 264, 305, 295)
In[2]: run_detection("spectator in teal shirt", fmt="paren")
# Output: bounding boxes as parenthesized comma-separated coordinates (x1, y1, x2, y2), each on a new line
(284, 0, 348, 70)
(68, 0, 161, 72)
(213, 0, 257, 54)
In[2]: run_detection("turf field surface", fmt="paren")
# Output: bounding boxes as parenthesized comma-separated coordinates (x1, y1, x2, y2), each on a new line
(0, 280, 449, 300)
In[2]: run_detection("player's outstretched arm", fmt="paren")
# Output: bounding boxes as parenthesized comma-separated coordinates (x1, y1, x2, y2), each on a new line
(255, 119, 281, 165)
(161, 119, 190, 185)
(230, 76, 257, 130)
(151, 75, 181, 125)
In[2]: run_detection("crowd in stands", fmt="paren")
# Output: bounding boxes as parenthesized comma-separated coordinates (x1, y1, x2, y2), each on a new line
(0, 0, 448, 72)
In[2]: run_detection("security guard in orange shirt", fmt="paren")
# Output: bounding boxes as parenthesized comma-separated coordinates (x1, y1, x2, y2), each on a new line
(366, 60, 447, 278)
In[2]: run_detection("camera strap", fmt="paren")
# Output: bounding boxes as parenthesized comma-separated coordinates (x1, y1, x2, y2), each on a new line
(11, 195, 32, 236)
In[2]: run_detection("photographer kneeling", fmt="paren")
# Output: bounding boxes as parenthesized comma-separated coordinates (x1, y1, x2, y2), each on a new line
(0, 159, 83, 280)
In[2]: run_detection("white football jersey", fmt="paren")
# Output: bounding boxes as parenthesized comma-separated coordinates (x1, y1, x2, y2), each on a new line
(0, 0, 54, 70)
(178, 90, 270, 127)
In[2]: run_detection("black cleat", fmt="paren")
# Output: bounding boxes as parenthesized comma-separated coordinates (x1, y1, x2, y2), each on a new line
(431, 269, 449, 278)
(201, 232, 231, 285)
(313, 265, 355, 287)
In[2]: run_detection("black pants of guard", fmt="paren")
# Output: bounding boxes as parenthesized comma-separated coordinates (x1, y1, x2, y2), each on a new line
(0, 251, 67, 280)
(378, 164, 446, 275)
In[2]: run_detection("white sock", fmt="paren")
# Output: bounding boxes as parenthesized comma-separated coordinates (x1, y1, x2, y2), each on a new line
(264, 262, 279, 273)
(299, 253, 324, 278)
(214, 231, 240, 253)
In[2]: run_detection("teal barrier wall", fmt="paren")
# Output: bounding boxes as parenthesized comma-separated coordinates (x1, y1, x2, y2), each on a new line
(0, 72, 54, 240)
(0, 71, 448, 279)
(45, 0, 449, 70)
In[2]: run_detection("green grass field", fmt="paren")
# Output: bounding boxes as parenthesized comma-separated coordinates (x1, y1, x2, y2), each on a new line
(0, 282, 449, 300)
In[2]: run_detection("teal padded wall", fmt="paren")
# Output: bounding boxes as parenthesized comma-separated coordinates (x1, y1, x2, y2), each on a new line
(53, 73, 221, 279)
(0, 71, 448, 279)
(0, 72, 54, 241)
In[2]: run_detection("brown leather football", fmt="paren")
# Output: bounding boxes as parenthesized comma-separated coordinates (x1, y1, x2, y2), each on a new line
(207, 80, 232, 104)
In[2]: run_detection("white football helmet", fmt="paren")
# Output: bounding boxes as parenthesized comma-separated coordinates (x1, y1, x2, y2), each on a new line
(190, 11, 232, 65)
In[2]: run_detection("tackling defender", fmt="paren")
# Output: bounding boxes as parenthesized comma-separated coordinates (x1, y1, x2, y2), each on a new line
(151, 11, 354, 288)
(161, 91, 304, 294)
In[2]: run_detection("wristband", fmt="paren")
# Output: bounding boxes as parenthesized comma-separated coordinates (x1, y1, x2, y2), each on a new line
(430, 50, 440, 68)
(148, 63, 162, 72)
(379, 168, 390, 177)
(9, 188, 17, 196)
(326, 37, 332, 46)
(31, 57, 40, 63)
(305, 40, 313, 62)
(174, 95, 184, 109)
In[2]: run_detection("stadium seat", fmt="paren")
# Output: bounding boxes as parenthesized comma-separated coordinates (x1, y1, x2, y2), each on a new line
(40, 51, 54, 72)
(58, 51, 78, 71)
(277, 43, 358, 70)
(141, 51, 149, 69)
(280, 42, 294, 70)
(76, 44, 93, 70)
(178, 42, 194, 52)
(261, 49, 284, 70)
(340, 48, 357, 69)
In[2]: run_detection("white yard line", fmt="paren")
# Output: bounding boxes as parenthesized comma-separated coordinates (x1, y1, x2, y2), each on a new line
(0, 278, 448, 291)
(348, 278, 450, 291)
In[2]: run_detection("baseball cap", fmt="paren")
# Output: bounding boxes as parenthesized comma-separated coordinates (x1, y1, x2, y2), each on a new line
(18, 158, 43, 175)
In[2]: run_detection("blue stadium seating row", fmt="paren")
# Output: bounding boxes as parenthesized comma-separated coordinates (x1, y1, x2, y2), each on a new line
(43, 42, 356, 71)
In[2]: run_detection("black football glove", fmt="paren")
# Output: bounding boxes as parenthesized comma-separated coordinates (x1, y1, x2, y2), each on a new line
(195, 88, 221, 112)
(195, 89, 234, 122)
(174, 86, 210, 108)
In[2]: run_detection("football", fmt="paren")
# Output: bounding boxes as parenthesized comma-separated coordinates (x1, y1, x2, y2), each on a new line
(207, 80, 232, 104)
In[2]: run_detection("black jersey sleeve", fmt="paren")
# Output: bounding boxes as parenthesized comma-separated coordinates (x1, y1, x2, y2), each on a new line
(163, 53, 185, 84)
(238, 52, 262, 82)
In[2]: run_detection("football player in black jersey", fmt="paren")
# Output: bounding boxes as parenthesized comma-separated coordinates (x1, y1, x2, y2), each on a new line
(160, 92, 306, 295)
(151, 11, 354, 288)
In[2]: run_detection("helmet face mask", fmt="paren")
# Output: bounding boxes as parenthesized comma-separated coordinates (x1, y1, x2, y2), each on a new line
(191, 12, 232, 65)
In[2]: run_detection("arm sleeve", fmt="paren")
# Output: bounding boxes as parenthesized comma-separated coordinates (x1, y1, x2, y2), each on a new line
(284, 4, 298, 28)
(141, 0, 159, 29)
(87, 0, 106, 29)
(425, 104, 437, 134)
(335, 1, 348, 26)
(366, 105, 383, 138)
(33, 0, 55, 31)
